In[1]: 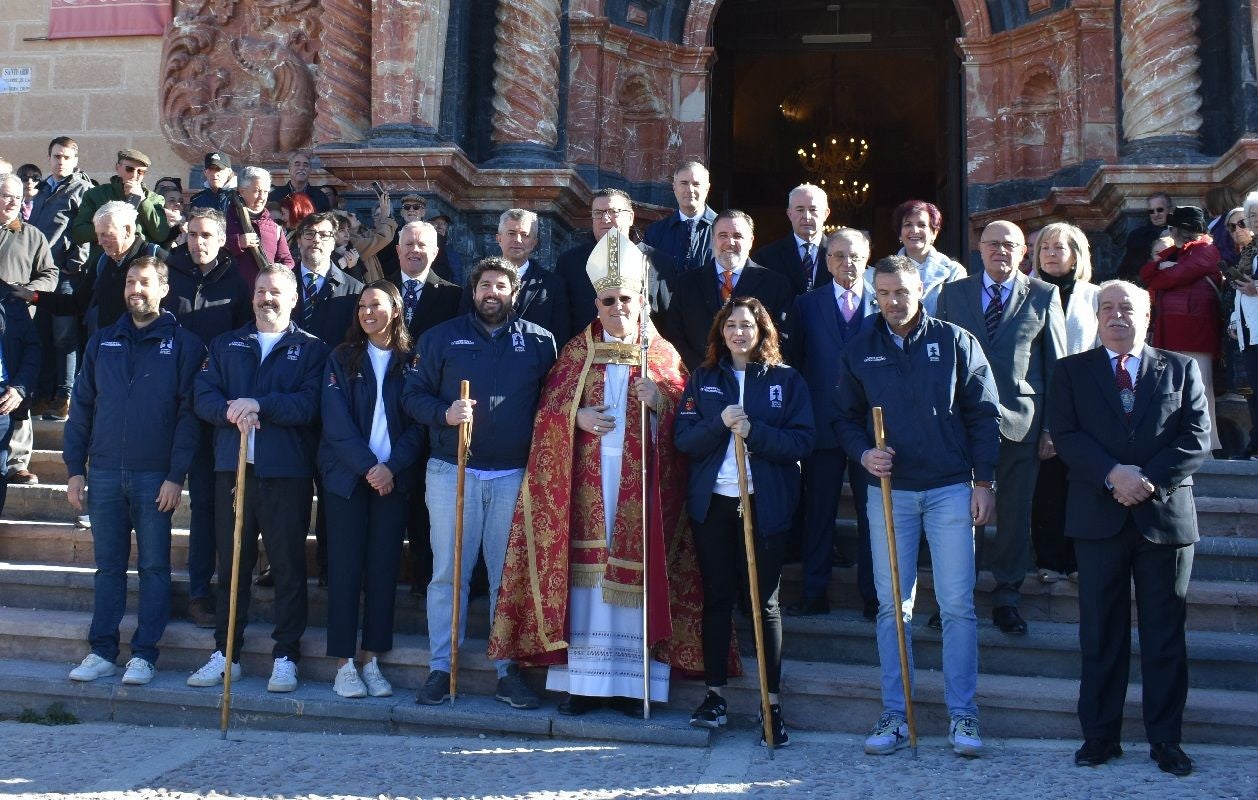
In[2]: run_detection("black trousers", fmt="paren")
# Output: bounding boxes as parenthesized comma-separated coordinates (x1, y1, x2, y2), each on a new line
(1074, 519, 1193, 744)
(691, 493, 785, 693)
(324, 481, 407, 657)
(214, 469, 312, 662)
(1030, 455, 1076, 573)
(801, 447, 874, 602)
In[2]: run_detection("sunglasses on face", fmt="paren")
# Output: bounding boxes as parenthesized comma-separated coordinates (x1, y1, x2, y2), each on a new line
(19, 175, 40, 183)
(1149, 207, 1166, 215)
(598, 295, 636, 307)
(401, 204, 424, 211)
(1229, 219, 1248, 232)
(121, 165, 147, 175)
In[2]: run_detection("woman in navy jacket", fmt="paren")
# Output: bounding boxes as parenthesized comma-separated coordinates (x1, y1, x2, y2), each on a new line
(320, 280, 424, 699)
(675, 297, 815, 747)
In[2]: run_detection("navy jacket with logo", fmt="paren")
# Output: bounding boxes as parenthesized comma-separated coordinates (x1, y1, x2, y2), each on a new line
(194, 321, 329, 477)
(64, 311, 205, 484)
(319, 345, 426, 499)
(674, 359, 815, 537)
(833, 313, 1001, 491)
(402, 313, 556, 470)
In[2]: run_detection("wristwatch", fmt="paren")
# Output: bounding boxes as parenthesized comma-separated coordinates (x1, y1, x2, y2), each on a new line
(974, 480, 996, 494)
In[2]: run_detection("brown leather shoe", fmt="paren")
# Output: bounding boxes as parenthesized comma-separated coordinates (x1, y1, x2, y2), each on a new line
(6, 469, 38, 485)
(187, 596, 216, 629)
(43, 397, 70, 421)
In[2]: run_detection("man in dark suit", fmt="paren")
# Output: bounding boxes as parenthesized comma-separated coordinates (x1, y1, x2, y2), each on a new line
(785, 228, 879, 619)
(667, 209, 793, 370)
(937, 220, 1065, 635)
(391, 220, 461, 593)
(555, 188, 672, 339)
(643, 161, 717, 275)
(1048, 280, 1209, 777)
(751, 183, 831, 296)
(461, 209, 570, 347)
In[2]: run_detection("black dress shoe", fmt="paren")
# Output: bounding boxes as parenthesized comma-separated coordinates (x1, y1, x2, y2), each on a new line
(862, 599, 879, 621)
(1150, 742, 1194, 776)
(830, 545, 854, 569)
(927, 612, 942, 630)
(992, 606, 1028, 635)
(557, 693, 603, 716)
(1074, 738, 1123, 766)
(785, 596, 830, 616)
(254, 567, 274, 587)
(608, 696, 646, 719)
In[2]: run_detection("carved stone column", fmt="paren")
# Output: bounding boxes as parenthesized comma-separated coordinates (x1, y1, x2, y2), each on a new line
(487, 0, 562, 165)
(1119, 0, 1204, 160)
(313, 0, 372, 146)
(368, 0, 450, 145)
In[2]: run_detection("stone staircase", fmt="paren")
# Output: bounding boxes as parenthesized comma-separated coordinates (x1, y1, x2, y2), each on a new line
(0, 419, 1255, 746)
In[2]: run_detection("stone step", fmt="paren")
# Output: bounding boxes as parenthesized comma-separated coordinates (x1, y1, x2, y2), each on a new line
(32, 419, 64, 452)
(0, 607, 1250, 745)
(26, 451, 67, 486)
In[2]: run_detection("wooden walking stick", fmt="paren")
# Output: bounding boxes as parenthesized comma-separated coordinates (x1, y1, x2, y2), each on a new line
(220, 428, 249, 739)
(872, 406, 918, 758)
(639, 290, 652, 720)
(733, 434, 775, 758)
(449, 379, 471, 704)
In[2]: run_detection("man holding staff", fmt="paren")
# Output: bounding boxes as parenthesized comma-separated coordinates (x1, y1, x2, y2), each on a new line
(488, 229, 704, 717)
(834, 255, 1001, 757)
(403, 256, 556, 708)
(188, 263, 329, 692)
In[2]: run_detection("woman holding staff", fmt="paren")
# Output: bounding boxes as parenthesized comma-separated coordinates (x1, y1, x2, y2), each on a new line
(319, 280, 425, 698)
(675, 297, 814, 748)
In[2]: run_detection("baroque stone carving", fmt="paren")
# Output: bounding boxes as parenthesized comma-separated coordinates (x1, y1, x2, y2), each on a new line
(160, 0, 321, 165)
(1120, 0, 1203, 142)
(313, 0, 371, 145)
(491, 0, 562, 148)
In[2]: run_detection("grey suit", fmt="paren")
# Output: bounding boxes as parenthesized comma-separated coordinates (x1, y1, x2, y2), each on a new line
(937, 272, 1066, 609)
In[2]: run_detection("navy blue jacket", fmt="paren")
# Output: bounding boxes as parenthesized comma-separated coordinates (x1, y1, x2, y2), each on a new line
(64, 311, 204, 483)
(0, 297, 42, 414)
(162, 247, 253, 348)
(402, 314, 556, 470)
(319, 344, 426, 499)
(675, 360, 815, 537)
(195, 322, 329, 477)
(188, 187, 235, 215)
(643, 206, 716, 274)
(295, 263, 364, 348)
(787, 282, 879, 450)
(833, 313, 1001, 491)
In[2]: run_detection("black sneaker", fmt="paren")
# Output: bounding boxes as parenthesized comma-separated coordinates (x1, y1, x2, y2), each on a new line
(759, 703, 790, 747)
(690, 690, 728, 729)
(495, 665, 540, 709)
(416, 669, 450, 705)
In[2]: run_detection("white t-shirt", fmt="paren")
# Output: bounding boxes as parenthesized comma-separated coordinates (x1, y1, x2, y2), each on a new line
(714, 370, 753, 496)
(247, 330, 286, 464)
(367, 344, 392, 464)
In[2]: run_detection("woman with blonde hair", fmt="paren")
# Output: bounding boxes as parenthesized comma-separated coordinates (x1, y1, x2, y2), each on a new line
(1028, 221, 1099, 583)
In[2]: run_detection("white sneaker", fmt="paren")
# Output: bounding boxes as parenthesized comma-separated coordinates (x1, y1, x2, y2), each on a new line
(864, 713, 910, 755)
(949, 715, 984, 757)
(68, 653, 116, 682)
(267, 656, 298, 692)
(121, 657, 154, 685)
(333, 660, 367, 699)
(361, 657, 393, 697)
(187, 650, 241, 687)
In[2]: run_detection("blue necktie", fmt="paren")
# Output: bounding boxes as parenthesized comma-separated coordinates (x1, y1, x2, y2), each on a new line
(985, 284, 1002, 337)
(303, 272, 318, 326)
(403, 279, 420, 325)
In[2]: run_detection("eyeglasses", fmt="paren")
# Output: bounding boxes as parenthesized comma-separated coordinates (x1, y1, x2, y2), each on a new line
(1149, 207, 1166, 215)
(301, 230, 337, 241)
(1229, 219, 1248, 232)
(593, 208, 631, 221)
(598, 295, 636, 307)
(981, 240, 1023, 252)
(401, 204, 425, 211)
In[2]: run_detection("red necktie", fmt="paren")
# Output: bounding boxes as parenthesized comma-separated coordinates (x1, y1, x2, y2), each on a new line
(1116, 353, 1134, 419)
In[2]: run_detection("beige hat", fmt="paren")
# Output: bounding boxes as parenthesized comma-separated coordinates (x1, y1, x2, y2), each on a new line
(586, 228, 647, 294)
(116, 149, 151, 167)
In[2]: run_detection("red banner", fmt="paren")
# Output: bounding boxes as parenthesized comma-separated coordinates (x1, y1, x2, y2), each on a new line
(48, 0, 172, 40)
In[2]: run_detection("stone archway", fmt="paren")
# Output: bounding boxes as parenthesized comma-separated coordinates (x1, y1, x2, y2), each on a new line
(682, 0, 991, 47)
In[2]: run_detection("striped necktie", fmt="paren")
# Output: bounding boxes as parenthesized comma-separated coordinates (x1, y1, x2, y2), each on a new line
(303, 272, 319, 326)
(984, 284, 1003, 337)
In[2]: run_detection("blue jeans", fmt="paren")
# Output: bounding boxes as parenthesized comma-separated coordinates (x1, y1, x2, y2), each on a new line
(87, 469, 173, 665)
(0, 413, 11, 515)
(425, 459, 522, 678)
(866, 482, 978, 719)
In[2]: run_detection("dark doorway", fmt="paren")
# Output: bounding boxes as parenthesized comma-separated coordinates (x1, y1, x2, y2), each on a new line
(709, 0, 966, 260)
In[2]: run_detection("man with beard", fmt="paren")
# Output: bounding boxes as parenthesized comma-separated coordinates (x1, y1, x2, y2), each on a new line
(403, 256, 557, 709)
(489, 229, 708, 716)
(189, 264, 329, 692)
(163, 207, 252, 627)
(64, 256, 205, 686)
(225, 166, 295, 285)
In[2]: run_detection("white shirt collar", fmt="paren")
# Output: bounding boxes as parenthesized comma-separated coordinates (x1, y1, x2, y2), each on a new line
(678, 210, 701, 224)
(793, 233, 823, 249)
(1104, 347, 1141, 362)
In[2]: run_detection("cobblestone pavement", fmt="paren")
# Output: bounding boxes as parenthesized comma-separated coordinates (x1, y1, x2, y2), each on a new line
(0, 721, 1251, 799)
